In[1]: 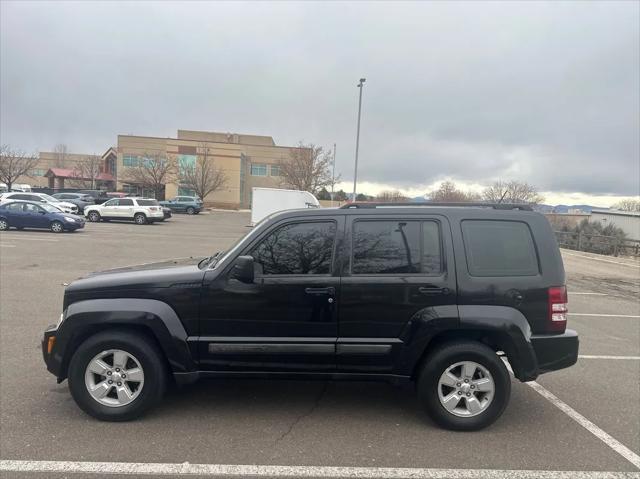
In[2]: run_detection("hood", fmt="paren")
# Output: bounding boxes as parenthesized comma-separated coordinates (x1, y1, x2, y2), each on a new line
(65, 257, 206, 293)
(55, 201, 77, 209)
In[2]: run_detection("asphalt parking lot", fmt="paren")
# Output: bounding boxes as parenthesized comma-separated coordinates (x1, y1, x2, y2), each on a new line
(0, 212, 639, 478)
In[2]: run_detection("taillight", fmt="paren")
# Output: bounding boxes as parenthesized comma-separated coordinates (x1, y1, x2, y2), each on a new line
(548, 286, 568, 333)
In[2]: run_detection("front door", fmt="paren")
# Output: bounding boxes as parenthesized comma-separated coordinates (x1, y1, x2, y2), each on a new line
(24, 203, 51, 228)
(100, 199, 119, 218)
(199, 216, 344, 372)
(338, 215, 457, 373)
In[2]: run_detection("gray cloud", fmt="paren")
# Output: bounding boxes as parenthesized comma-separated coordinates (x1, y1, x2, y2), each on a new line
(1, 1, 638, 196)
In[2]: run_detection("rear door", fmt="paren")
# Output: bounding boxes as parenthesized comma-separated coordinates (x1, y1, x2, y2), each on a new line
(338, 214, 457, 373)
(117, 198, 135, 219)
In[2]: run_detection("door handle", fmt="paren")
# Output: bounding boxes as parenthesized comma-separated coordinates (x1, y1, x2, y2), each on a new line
(305, 287, 335, 296)
(418, 286, 450, 295)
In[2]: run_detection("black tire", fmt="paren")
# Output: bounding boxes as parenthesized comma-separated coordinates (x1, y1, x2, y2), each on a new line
(87, 211, 101, 222)
(186, 207, 195, 215)
(0, 218, 9, 231)
(417, 341, 511, 431)
(67, 330, 167, 421)
(134, 213, 147, 225)
(50, 220, 64, 233)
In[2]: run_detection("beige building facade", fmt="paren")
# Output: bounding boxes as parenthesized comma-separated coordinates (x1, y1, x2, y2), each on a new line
(117, 130, 304, 208)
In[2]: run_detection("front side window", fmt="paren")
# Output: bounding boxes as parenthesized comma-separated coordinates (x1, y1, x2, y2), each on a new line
(250, 164, 267, 176)
(24, 203, 42, 213)
(103, 199, 119, 207)
(352, 221, 422, 274)
(461, 220, 539, 277)
(251, 221, 336, 275)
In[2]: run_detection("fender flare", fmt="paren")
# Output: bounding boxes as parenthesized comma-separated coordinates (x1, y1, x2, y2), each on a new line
(53, 298, 196, 379)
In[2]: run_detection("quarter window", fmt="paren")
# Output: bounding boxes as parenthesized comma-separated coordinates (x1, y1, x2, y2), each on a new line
(251, 221, 336, 275)
(250, 164, 268, 176)
(461, 220, 539, 277)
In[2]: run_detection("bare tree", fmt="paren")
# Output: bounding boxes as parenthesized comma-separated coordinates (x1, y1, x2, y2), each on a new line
(53, 143, 68, 167)
(120, 152, 178, 200)
(375, 190, 408, 202)
(428, 181, 479, 202)
(0, 145, 40, 191)
(68, 155, 103, 189)
(179, 145, 228, 200)
(612, 199, 640, 212)
(279, 143, 339, 195)
(482, 180, 544, 205)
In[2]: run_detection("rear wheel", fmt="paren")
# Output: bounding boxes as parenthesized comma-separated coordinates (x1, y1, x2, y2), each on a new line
(50, 220, 64, 233)
(0, 219, 10, 230)
(417, 341, 511, 431)
(134, 213, 147, 225)
(67, 330, 167, 421)
(186, 207, 195, 215)
(87, 211, 101, 222)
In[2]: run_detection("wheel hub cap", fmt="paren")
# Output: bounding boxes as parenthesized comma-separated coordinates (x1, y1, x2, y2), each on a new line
(437, 361, 495, 418)
(84, 349, 144, 407)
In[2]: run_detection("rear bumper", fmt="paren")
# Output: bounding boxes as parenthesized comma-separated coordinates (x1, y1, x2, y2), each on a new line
(531, 329, 579, 375)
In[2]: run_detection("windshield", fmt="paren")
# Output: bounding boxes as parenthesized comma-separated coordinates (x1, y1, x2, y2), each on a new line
(39, 194, 59, 202)
(40, 203, 61, 213)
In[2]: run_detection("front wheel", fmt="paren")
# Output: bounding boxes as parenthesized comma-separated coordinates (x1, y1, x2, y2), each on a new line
(50, 220, 64, 233)
(87, 211, 101, 222)
(134, 213, 147, 225)
(67, 330, 167, 421)
(186, 207, 195, 215)
(417, 341, 511, 431)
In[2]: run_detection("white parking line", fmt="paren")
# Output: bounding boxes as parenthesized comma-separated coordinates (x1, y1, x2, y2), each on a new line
(569, 313, 640, 318)
(579, 355, 640, 360)
(499, 359, 640, 470)
(562, 251, 640, 269)
(525, 381, 640, 469)
(1, 460, 639, 478)
(0, 244, 16, 247)
(570, 292, 608, 296)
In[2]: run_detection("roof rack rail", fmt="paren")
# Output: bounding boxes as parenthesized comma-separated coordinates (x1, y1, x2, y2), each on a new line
(339, 202, 534, 211)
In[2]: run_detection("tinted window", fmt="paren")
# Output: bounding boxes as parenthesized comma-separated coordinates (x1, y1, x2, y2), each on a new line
(422, 222, 442, 275)
(12, 194, 29, 200)
(136, 199, 157, 206)
(462, 220, 539, 277)
(119, 199, 135, 206)
(252, 221, 336, 275)
(352, 221, 422, 274)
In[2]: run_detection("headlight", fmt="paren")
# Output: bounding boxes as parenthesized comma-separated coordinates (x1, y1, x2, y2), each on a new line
(63, 216, 76, 222)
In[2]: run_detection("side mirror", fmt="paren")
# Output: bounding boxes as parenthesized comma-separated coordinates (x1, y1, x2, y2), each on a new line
(230, 256, 254, 283)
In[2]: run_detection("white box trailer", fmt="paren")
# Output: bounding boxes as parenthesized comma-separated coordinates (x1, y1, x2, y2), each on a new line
(250, 187, 320, 225)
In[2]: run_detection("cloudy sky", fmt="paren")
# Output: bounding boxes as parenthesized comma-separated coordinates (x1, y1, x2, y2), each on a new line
(1, 1, 638, 206)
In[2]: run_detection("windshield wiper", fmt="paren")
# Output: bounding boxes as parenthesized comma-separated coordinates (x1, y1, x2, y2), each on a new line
(199, 251, 224, 269)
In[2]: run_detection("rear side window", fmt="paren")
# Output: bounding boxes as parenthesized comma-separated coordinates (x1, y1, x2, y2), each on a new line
(119, 199, 134, 206)
(352, 220, 442, 275)
(136, 199, 157, 206)
(252, 221, 336, 275)
(461, 220, 539, 277)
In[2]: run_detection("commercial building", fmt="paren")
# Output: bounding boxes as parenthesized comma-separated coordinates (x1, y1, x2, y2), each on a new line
(116, 130, 305, 208)
(591, 210, 640, 241)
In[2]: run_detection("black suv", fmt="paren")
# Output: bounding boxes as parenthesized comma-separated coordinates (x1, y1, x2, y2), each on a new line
(42, 203, 578, 430)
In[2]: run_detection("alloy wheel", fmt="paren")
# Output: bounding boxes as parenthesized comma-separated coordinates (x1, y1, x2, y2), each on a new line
(437, 361, 495, 417)
(0, 219, 8, 230)
(84, 349, 145, 407)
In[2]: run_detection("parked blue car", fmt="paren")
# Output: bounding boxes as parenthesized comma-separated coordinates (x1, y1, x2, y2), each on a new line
(0, 201, 85, 233)
(159, 196, 203, 215)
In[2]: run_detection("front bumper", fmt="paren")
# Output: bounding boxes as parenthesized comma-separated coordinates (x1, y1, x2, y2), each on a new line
(42, 323, 64, 381)
(531, 329, 579, 375)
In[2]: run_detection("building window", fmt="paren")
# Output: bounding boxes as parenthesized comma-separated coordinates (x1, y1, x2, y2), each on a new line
(270, 165, 281, 177)
(123, 155, 139, 167)
(250, 163, 267, 176)
(178, 155, 196, 175)
(178, 186, 196, 196)
(30, 169, 46, 176)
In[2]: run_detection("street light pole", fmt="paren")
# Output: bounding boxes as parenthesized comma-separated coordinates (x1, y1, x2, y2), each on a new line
(352, 78, 366, 201)
(331, 142, 336, 204)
